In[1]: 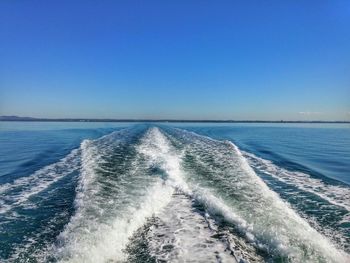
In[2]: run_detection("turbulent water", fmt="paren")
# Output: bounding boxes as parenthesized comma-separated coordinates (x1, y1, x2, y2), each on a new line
(0, 123, 349, 262)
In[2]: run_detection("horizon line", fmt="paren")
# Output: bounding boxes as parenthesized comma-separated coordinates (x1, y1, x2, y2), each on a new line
(0, 116, 349, 123)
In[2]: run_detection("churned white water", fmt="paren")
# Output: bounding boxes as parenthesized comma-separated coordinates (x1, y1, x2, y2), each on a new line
(45, 127, 350, 263)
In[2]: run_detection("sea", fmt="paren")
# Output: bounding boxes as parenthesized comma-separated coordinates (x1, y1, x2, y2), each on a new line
(0, 121, 349, 263)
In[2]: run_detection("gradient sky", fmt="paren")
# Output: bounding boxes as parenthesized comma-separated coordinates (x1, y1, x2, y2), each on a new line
(0, 0, 349, 120)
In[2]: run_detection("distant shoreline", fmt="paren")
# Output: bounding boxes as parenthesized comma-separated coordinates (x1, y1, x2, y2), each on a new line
(0, 116, 349, 123)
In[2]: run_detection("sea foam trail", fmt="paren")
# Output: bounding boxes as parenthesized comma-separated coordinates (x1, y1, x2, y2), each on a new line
(243, 150, 350, 211)
(0, 148, 80, 214)
(146, 193, 240, 263)
(137, 128, 257, 263)
(243, 150, 350, 252)
(164, 128, 350, 263)
(50, 126, 350, 262)
(53, 128, 184, 262)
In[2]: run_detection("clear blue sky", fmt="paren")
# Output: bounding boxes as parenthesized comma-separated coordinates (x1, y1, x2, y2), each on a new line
(0, 0, 349, 120)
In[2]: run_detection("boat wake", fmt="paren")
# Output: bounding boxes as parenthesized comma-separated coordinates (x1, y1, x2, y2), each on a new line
(2, 126, 349, 262)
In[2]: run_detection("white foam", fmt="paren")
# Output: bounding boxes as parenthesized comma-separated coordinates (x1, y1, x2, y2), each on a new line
(0, 148, 80, 214)
(243, 150, 350, 211)
(168, 128, 350, 262)
(139, 128, 253, 262)
(51, 127, 350, 262)
(56, 179, 173, 263)
(147, 192, 246, 263)
(137, 127, 190, 193)
(54, 128, 182, 262)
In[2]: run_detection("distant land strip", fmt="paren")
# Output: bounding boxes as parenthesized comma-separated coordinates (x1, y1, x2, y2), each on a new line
(0, 116, 349, 123)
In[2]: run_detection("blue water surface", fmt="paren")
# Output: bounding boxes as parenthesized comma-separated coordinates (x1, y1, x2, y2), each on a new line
(170, 123, 350, 185)
(0, 121, 349, 262)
